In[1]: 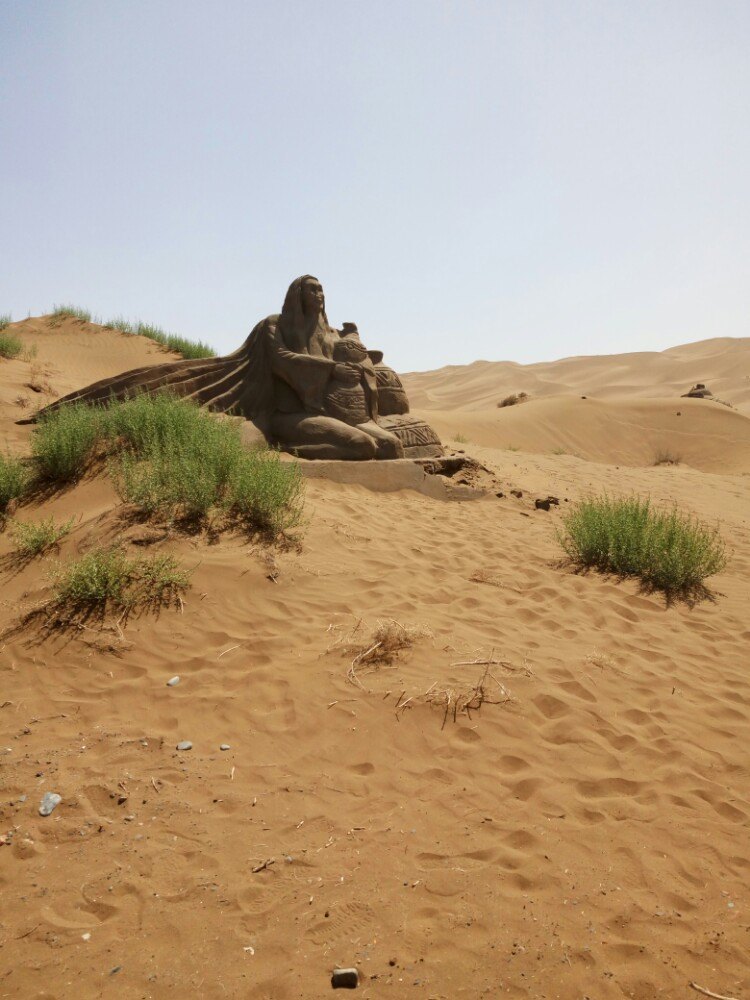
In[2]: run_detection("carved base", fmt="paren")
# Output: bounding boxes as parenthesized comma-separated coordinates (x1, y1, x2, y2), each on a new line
(378, 414, 443, 458)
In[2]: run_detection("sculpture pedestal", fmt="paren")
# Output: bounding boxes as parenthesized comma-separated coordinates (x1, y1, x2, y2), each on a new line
(293, 457, 483, 500)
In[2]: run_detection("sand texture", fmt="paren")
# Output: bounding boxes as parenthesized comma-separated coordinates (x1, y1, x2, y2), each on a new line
(0, 317, 749, 999)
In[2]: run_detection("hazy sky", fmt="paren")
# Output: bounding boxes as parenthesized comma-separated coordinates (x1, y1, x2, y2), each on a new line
(2, 1, 749, 371)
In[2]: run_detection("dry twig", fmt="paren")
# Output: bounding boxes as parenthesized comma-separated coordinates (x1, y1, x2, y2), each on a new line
(689, 983, 740, 1000)
(421, 665, 512, 728)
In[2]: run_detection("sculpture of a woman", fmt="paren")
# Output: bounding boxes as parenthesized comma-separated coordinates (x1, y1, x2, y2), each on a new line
(31, 276, 442, 461)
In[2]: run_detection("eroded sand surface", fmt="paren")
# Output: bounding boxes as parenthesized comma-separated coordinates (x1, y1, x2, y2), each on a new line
(1, 318, 749, 999)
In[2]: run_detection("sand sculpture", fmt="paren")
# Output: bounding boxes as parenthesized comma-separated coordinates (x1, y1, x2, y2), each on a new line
(33, 276, 442, 461)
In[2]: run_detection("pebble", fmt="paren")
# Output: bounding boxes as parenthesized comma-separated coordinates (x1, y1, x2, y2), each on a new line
(219, 744, 231, 751)
(18, 794, 27, 803)
(176, 741, 193, 751)
(39, 792, 62, 816)
(166, 676, 180, 687)
(331, 968, 359, 990)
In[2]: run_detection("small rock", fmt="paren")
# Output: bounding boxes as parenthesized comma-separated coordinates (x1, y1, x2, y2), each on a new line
(39, 792, 62, 816)
(510, 489, 523, 499)
(82, 932, 91, 941)
(18, 794, 27, 803)
(176, 741, 193, 751)
(535, 498, 551, 511)
(110, 966, 122, 976)
(166, 676, 180, 687)
(219, 744, 231, 751)
(331, 967, 359, 989)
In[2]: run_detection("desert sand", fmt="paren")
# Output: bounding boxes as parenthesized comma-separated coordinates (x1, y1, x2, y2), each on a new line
(1, 316, 749, 999)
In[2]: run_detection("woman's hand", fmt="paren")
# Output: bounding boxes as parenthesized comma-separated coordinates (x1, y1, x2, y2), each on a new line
(333, 363, 361, 387)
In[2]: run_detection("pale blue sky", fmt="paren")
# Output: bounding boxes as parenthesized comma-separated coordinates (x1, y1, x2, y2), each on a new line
(2, 1, 748, 371)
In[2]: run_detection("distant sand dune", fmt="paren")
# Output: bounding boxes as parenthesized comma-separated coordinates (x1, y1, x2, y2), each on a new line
(423, 395, 750, 473)
(403, 336, 750, 412)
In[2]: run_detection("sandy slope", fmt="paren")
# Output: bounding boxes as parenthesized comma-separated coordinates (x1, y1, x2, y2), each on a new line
(0, 319, 749, 999)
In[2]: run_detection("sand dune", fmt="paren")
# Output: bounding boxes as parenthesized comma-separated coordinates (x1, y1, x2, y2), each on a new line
(1, 317, 748, 999)
(403, 336, 750, 412)
(423, 395, 750, 473)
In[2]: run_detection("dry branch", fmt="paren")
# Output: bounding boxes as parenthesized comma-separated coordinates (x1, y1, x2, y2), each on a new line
(689, 983, 740, 1000)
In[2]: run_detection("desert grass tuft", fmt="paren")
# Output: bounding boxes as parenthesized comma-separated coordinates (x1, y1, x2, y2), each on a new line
(104, 316, 135, 334)
(0, 453, 29, 513)
(105, 317, 215, 359)
(32, 403, 104, 482)
(557, 494, 727, 594)
(51, 304, 92, 322)
(0, 313, 12, 331)
(11, 516, 74, 556)
(51, 548, 191, 611)
(0, 331, 23, 359)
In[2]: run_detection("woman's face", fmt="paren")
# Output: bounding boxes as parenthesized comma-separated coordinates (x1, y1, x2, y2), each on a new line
(301, 279, 325, 317)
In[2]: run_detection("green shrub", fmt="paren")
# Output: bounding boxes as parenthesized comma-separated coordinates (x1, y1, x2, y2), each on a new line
(35, 393, 304, 537)
(0, 453, 29, 512)
(51, 548, 190, 610)
(114, 447, 228, 520)
(0, 313, 11, 331)
(52, 304, 92, 322)
(224, 448, 304, 536)
(558, 494, 727, 594)
(0, 331, 23, 359)
(11, 516, 74, 556)
(32, 403, 104, 481)
(108, 393, 303, 534)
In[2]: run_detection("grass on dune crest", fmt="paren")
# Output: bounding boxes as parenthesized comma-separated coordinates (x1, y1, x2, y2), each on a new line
(52, 304, 93, 322)
(0, 314, 12, 331)
(558, 494, 727, 595)
(104, 317, 215, 360)
(31, 393, 304, 538)
(51, 548, 191, 612)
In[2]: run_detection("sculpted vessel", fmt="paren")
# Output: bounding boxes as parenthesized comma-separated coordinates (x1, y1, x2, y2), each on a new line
(33, 276, 442, 461)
